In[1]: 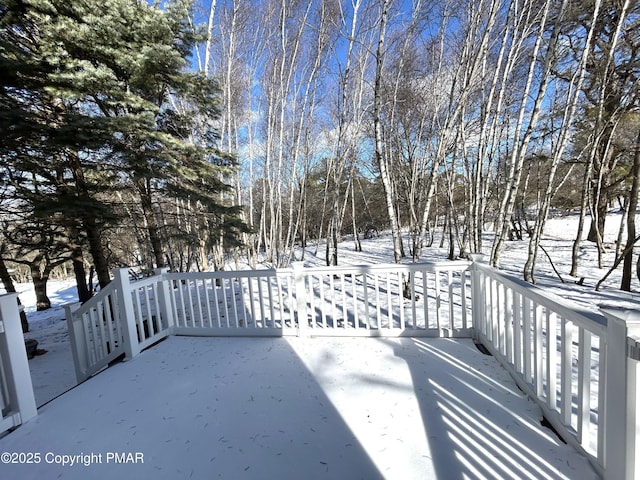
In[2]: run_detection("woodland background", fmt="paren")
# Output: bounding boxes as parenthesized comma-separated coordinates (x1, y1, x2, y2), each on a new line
(1, 0, 639, 312)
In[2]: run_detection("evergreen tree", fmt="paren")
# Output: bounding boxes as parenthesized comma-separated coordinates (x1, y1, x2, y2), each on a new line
(1, 0, 247, 300)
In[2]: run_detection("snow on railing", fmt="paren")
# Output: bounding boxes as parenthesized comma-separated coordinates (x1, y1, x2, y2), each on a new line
(161, 261, 472, 337)
(65, 269, 173, 383)
(469, 255, 640, 479)
(0, 293, 37, 435)
(64, 280, 124, 383)
(166, 268, 298, 336)
(65, 261, 472, 381)
(298, 261, 472, 336)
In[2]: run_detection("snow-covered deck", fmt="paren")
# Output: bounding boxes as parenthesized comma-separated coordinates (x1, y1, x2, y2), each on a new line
(0, 336, 596, 480)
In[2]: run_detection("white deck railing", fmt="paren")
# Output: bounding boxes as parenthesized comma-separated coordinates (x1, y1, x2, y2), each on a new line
(469, 256, 640, 479)
(0, 293, 37, 436)
(48, 258, 640, 479)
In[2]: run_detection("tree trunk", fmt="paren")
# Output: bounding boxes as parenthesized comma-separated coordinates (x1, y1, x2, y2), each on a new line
(66, 223, 92, 303)
(135, 177, 165, 268)
(72, 246, 91, 303)
(374, 0, 403, 264)
(351, 179, 362, 252)
(83, 216, 111, 288)
(622, 128, 640, 290)
(587, 183, 608, 244)
(30, 264, 51, 311)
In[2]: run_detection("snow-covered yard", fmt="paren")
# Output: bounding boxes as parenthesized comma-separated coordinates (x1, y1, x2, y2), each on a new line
(0, 335, 596, 479)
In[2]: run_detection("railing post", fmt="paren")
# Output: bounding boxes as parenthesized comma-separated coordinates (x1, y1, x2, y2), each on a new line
(292, 262, 308, 337)
(600, 307, 640, 480)
(0, 293, 37, 426)
(64, 302, 87, 383)
(155, 268, 174, 333)
(468, 254, 486, 341)
(113, 268, 140, 359)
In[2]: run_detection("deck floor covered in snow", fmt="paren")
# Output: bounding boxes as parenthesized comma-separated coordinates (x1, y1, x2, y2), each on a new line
(0, 336, 597, 479)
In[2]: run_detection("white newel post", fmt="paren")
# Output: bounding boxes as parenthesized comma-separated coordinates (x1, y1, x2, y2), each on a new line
(64, 302, 87, 383)
(468, 254, 486, 341)
(0, 293, 37, 425)
(600, 307, 640, 480)
(155, 268, 174, 332)
(113, 268, 140, 359)
(292, 262, 308, 337)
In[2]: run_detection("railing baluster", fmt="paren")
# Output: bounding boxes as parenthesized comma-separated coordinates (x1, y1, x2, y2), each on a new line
(227, 277, 237, 327)
(186, 279, 196, 328)
(143, 285, 153, 335)
(460, 270, 468, 330)
(513, 291, 522, 372)
(374, 273, 381, 330)
(256, 278, 265, 328)
(385, 272, 396, 329)
(396, 272, 404, 331)
(132, 290, 142, 336)
(204, 278, 213, 328)
(484, 275, 491, 337)
(547, 311, 557, 410)
(319, 276, 327, 328)
(177, 279, 187, 327)
(447, 270, 453, 332)
(534, 304, 544, 396)
(224, 278, 233, 327)
(352, 273, 359, 329)
(523, 297, 532, 384)
(287, 275, 296, 328)
(152, 283, 162, 333)
(497, 282, 504, 354)
(432, 270, 439, 331)
(363, 274, 370, 329)
(194, 279, 204, 328)
(212, 277, 222, 328)
(104, 295, 116, 355)
(422, 271, 429, 330)
(577, 328, 592, 447)
(246, 277, 256, 328)
(237, 277, 247, 328)
(561, 318, 573, 426)
(505, 287, 513, 364)
(337, 274, 345, 328)
(83, 312, 96, 366)
(266, 276, 275, 328)
(490, 278, 498, 344)
(597, 334, 606, 462)
(95, 305, 107, 359)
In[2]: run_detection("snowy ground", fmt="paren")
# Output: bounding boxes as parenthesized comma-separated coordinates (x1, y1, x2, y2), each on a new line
(1, 211, 637, 477)
(0, 336, 596, 480)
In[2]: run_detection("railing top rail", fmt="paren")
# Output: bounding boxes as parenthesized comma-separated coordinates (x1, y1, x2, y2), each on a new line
(130, 275, 163, 288)
(160, 261, 471, 280)
(300, 260, 471, 275)
(66, 280, 118, 321)
(473, 262, 607, 334)
(164, 268, 292, 280)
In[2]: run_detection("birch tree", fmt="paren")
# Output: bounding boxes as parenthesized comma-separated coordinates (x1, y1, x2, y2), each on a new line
(522, 0, 600, 282)
(373, 0, 404, 263)
(489, 0, 557, 267)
